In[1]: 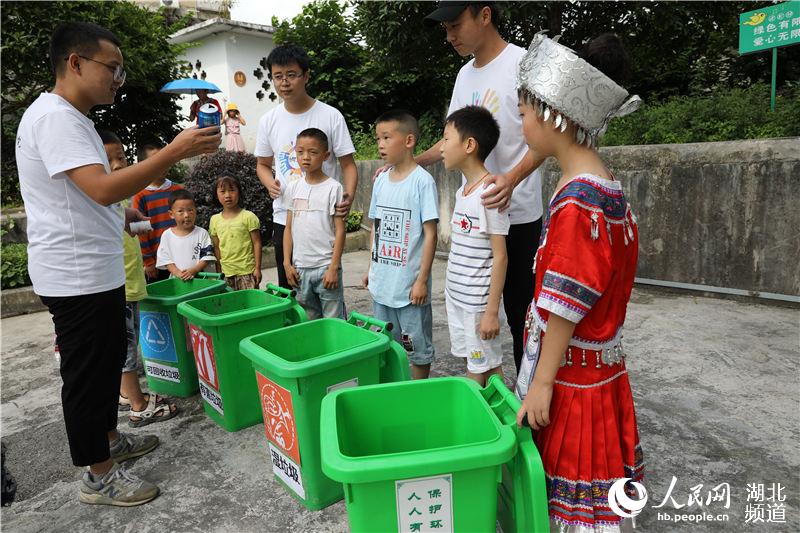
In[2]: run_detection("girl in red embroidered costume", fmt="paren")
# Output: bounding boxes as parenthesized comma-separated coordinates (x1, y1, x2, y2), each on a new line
(514, 33, 645, 532)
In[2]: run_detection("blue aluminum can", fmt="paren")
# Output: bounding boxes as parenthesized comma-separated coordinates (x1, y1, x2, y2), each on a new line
(198, 103, 220, 128)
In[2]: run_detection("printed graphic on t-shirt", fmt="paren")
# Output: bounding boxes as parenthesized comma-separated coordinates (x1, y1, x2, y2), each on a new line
(373, 205, 411, 267)
(453, 211, 480, 234)
(194, 243, 214, 261)
(292, 198, 310, 219)
(471, 89, 500, 115)
(277, 142, 304, 184)
(401, 332, 415, 354)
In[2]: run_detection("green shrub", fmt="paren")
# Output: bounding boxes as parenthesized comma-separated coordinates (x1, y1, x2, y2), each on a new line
(353, 110, 442, 161)
(1, 161, 22, 207)
(1, 243, 31, 289)
(353, 130, 380, 161)
(166, 161, 189, 184)
(603, 83, 800, 146)
(182, 150, 273, 243)
(346, 210, 363, 233)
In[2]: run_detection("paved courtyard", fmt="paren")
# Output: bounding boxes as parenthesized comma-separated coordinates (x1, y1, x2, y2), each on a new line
(2, 251, 798, 532)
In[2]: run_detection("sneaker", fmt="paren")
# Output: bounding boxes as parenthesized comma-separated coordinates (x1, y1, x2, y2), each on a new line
(79, 463, 159, 506)
(109, 431, 159, 463)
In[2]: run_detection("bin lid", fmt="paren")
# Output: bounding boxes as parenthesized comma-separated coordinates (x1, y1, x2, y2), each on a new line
(320, 378, 517, 484)
(481, 375, 551, 533)
(176, 288, 295, 327)
(239, 317, 390, 378)
(142, 277, 227, 307)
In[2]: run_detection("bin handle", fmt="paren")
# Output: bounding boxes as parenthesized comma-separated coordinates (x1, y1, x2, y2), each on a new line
(347, 311, 393, 335)
(482, 374, 528, 430)
(265, 283, 296, 299)
(196, 271, 223, 279)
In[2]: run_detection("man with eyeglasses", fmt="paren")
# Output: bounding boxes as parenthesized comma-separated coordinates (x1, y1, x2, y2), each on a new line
(255, 44, 358, 289)
(15, 21, 220, 506)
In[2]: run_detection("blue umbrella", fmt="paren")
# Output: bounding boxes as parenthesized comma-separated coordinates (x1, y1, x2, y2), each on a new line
(160, 78, 222, 94)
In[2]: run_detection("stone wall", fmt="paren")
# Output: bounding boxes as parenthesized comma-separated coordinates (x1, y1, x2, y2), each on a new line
(353, 138, 800, 297)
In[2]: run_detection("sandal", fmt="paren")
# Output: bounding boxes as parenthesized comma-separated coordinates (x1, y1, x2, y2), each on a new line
(128, 394, 178, 428)
(118, 394, 131, 412)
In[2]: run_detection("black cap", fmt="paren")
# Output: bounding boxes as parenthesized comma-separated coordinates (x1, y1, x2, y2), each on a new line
(423, 1, 494, 27)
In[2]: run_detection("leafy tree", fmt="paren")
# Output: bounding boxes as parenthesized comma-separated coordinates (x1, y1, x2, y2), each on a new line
(353, 1, 797, 101)
(1, 1, 192, 205)
(277, 0, 798, 156)
(271, 1, 372, 132)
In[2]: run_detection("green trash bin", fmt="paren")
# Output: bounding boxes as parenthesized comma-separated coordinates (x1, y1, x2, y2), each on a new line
(481, 375, 551, 533)
(239, 312, 410, 511)
(176, 284, 308, 432)
(320, 376, 548, 533)
(139, 273, 227, 397)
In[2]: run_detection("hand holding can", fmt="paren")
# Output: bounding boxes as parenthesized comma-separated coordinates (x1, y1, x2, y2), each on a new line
(198, 103, 221, 128)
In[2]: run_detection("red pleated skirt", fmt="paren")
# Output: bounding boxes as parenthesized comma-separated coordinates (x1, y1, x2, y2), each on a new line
(533, 354, 644, 530)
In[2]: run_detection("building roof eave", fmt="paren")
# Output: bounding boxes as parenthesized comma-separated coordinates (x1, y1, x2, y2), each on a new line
(169, 17, 275, 44)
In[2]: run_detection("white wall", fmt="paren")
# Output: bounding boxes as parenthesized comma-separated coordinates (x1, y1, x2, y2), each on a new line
(222, 32, 277, 151)
(175, 30, 279, 152)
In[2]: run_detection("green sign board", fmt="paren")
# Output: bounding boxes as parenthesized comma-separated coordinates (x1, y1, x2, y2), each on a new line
(739, 1, 800, 54)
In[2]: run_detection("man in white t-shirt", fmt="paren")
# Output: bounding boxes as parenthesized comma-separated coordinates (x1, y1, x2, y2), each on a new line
(421, 1, 546, 374)
(255, 44, 358, 289)
(15, 22, 219, 507)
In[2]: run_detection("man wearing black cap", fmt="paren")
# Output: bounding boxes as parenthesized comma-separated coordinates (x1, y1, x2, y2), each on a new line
(417, 1, 545, 375)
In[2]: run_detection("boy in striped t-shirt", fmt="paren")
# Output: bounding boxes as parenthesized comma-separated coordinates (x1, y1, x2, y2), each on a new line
(440, 106, 510, 386)
(132, 143, 183, 282)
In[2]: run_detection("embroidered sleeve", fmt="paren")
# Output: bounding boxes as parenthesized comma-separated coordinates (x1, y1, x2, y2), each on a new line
(537, 204, 612, 323)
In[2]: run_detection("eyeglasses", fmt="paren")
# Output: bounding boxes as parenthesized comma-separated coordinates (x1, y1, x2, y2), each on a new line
(270, 72, 302, 83)
(67, 55, 126, 86)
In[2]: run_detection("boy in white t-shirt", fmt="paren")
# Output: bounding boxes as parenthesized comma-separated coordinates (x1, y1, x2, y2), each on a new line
(254, 44, 357, 290)
(440, 105, 509, 386)
(283, 128, 346, 319)
(156, 190, 216, 280)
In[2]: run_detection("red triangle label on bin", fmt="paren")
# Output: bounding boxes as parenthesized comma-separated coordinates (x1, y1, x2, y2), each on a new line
(189, 325, 219, 390)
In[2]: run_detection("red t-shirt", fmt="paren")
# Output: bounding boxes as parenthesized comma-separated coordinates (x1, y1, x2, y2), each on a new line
(190, 98, 222, 123)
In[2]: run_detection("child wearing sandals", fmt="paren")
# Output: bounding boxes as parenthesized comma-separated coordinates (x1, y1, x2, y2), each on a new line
(100, 130, 178, 427)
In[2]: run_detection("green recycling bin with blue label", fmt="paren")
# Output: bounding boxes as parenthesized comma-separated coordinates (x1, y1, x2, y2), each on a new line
(138, 273, 227, 397)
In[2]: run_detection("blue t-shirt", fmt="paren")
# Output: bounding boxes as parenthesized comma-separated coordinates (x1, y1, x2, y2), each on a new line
(368, 166, 439, 308)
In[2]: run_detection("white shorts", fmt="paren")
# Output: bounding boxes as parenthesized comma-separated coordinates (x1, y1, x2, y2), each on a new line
(446, 293, 506, 374)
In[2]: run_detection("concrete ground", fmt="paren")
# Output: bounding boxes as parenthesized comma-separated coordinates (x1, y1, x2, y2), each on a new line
(1, 250, 798, 532)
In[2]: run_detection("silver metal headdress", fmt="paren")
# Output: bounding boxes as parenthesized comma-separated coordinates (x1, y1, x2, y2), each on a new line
(516, 32, 642, 148)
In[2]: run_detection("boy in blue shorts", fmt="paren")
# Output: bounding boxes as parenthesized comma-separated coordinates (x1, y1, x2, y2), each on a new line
(363, 110, 439, 379)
